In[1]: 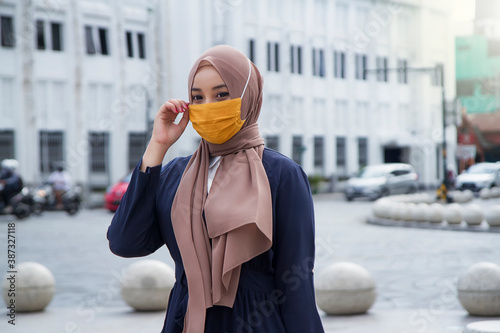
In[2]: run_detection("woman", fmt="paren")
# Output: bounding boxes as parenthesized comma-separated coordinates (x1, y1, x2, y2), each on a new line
(107, 45, 324, 333)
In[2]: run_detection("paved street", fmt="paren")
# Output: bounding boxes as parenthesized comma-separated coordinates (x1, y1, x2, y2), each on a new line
(1, 194, 499, 332)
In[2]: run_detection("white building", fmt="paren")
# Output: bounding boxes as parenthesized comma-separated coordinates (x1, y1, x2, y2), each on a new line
(0, 0, 456, 198)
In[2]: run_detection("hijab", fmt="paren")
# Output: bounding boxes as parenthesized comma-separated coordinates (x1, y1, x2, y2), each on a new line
(170, 45, 273, 332)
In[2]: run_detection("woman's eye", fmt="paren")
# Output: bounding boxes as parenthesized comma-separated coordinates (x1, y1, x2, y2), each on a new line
(217, 92, 229, 98)
(192, 95, 202, 101)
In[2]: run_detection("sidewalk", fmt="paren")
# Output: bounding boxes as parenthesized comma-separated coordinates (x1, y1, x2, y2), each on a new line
(0, 306, 490, 333)
(1, 197, 499, 332)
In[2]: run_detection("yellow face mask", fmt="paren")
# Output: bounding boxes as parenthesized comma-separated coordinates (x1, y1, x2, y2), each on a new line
(189, 59, 252, 145)
(189, 98, 245, 144)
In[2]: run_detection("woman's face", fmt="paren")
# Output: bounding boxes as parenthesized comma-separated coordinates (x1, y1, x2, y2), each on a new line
(191, 63, 231, 105)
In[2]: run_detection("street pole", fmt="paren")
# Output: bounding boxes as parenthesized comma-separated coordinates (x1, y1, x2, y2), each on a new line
(438, 64, 450, 202)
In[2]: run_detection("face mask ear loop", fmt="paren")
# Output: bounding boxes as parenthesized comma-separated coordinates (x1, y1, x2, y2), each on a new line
(239, 59, 253, 122)
(240, 59, 252, 99)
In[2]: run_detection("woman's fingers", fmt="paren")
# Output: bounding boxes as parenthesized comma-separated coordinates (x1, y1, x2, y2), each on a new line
(177, 108, 190, 132)
(168, 99, 188, 114)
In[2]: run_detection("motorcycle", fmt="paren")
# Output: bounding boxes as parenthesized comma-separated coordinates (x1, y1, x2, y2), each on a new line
(33, 182, 82, 216)
(0, 185, 33, 219)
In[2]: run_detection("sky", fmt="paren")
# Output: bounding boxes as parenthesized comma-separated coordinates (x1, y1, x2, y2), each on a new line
(452, 0, 476, 22)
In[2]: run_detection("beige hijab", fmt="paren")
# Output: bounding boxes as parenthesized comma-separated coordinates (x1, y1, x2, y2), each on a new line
(171, 45, 272, 332)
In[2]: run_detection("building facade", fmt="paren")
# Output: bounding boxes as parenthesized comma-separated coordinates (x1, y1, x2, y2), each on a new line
(0, 0, 456, 197)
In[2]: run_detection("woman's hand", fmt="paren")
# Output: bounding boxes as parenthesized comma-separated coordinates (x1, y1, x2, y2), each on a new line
(150, 99, 190, 148)
(140, 99, 189, 172)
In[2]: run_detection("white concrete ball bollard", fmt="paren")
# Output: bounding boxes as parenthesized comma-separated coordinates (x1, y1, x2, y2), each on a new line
(2, 262, 55, 312)
(401, 203, 416, 221)
(457, 262, 500, 316)
(373, 199, 390, 219)
(421, 193, 435, 204)
(315, 262, 376, 315)
(485, 205, 500, 227)
(491, 187, 500, 198)
(443, 203, 463, 225)
(463, 190, 474, 202)
(384, 201, 396, 220)
(463, 204, 485, 226)
(451, 191, 465, 203)
(480, 188, 491, 200)
(427, 203, 444, 224)
(464, 320, 500, 333)
(393, 203, 407, 221)
(459, 191, 470, 203)
(412, 203, 429, 222)
(121, 260, 175, 311)
(389, 203, 405, 220)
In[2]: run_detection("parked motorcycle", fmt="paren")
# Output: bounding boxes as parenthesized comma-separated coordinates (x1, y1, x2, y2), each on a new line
(33, 182, 82, 216)
(0, 185, 33, 219)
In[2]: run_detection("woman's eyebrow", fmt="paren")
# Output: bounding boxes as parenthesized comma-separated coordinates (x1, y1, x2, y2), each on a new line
(191, 84, 227, 92)
(212, 84, 227, 90)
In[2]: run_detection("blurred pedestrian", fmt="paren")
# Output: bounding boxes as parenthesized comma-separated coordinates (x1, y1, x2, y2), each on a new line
(0, 159, 23, 210)
(107, 45, 324, 333)
(47, 162, 71, 209)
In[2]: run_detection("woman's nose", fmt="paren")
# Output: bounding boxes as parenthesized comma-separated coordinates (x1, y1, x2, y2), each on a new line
(203, 97, 216, 104)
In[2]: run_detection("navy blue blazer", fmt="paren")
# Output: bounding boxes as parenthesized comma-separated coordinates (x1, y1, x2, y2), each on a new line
(107, 148, 325, 333)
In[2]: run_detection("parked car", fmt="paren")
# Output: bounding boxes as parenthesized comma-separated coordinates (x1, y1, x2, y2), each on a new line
(344, 163, 419, 201)
(455, 162, 500, 192)
(104, 172, 132, 212)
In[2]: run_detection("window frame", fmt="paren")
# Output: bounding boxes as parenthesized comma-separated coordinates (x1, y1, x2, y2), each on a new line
(1, 15, 15, 48)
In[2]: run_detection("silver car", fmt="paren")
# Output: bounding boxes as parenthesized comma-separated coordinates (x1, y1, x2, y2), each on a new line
(345, 163, 419, 201)
(456, 162, 500, 192)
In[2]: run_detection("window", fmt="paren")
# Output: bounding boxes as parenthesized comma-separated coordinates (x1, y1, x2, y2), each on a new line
(0, 130, 15, 161)
(267, 42, 271, 71)
(358, 137, 368, 168)
(290, 45, 303, 74)
(89, 132, 109, 173)
(314, 0, 327, 27)
(36, 20, 45, 50)
(128, 132, 147, 170)
(336, 137, 346, 170)
(137, 33, 145, 59)
(334, 51, 346, 79)
(334, 100, 348, 131)
(457, 79, 476, 96)
(314, 136, 324, 169)
(297, 46, 302, 74)
(1, 78, 14, 121)
(266, 41, 280, 72)
(398, 59, 408, 84)
(292, 136, 303, 166)
(98, 28, 109, 55)
(125, 31, 146, 59)
(312, 48, 325, 77)
(335, 3, 348, 33)
(85, 26, 96, 54)
(1, 16, 15, 47)
(126, 31, 133, 57)
(85, 26, 109, 55)
(248, 39, 255, 63)
(376, 56, 388, 82)
(355, 54, 367, 80)
(37, 21, 63, 51)
(39, 131, 64, 174)
(274, 43, 280, 72)
(266, 135, 280, 151)
(51, 23, 62, 51)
